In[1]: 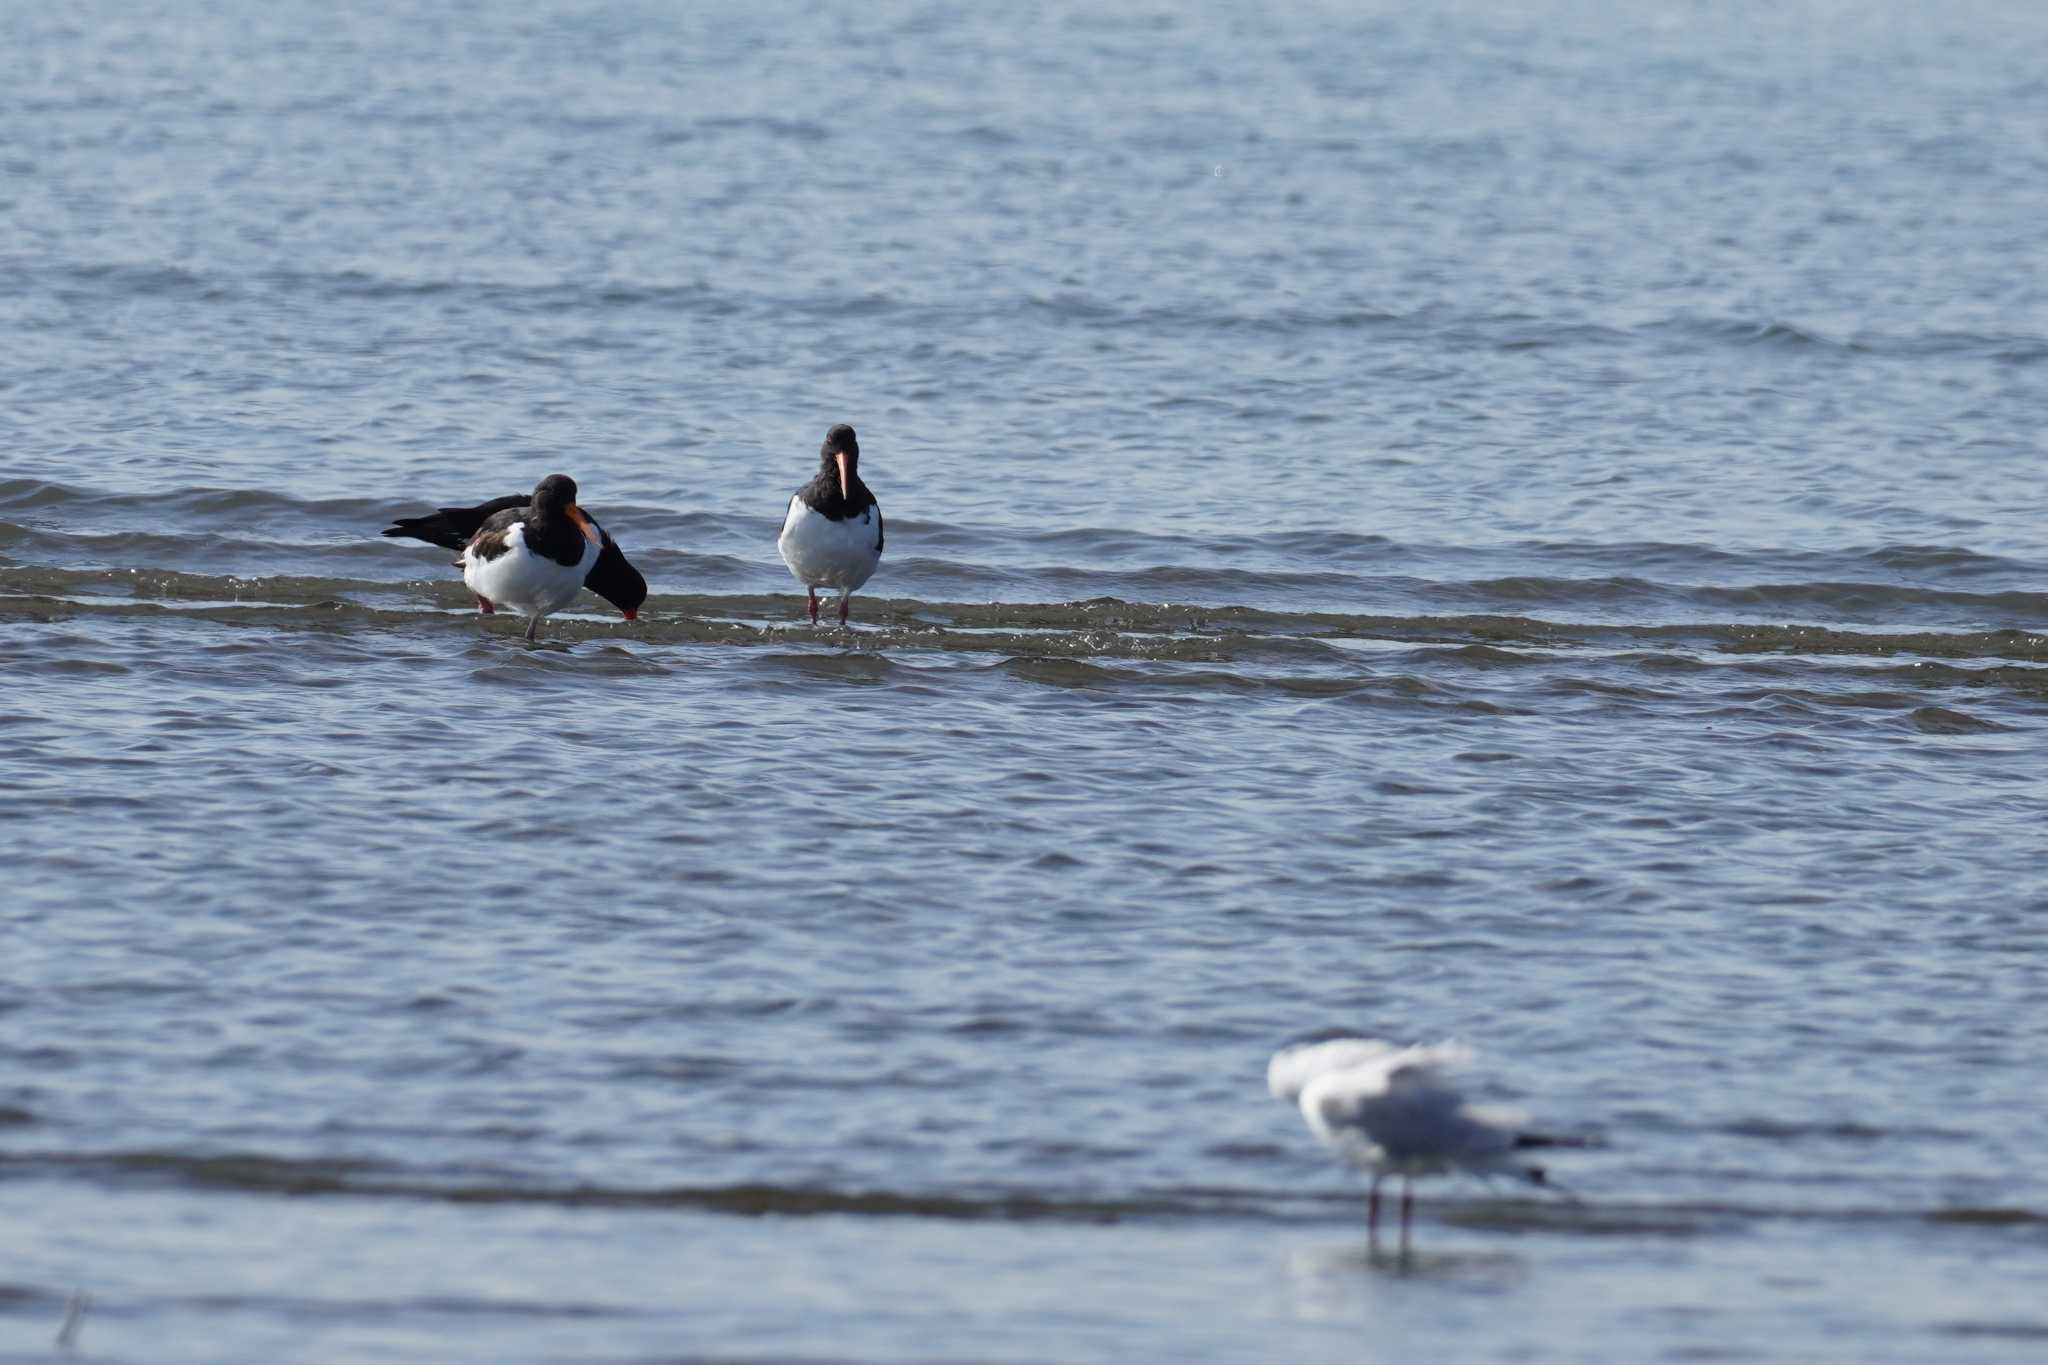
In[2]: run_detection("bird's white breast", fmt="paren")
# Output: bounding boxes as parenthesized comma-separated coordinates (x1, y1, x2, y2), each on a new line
(778, 496, 881, 591)
(462, 523, 592, 616)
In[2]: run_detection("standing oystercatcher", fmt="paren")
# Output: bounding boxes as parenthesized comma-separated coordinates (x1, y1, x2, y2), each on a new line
(383, 474, 647, 642)
(777, 424, 883, 625)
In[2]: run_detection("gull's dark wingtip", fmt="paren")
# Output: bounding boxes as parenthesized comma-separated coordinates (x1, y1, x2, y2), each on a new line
(1514, 1132, 1605, 1150)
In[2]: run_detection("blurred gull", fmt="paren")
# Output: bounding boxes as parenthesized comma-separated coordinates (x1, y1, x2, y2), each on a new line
(1269, 1031, 1586, 1241)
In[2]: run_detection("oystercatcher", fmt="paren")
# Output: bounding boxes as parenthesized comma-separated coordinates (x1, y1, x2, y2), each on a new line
(383, 474, 646, 642)
(777, 424, 883, 626)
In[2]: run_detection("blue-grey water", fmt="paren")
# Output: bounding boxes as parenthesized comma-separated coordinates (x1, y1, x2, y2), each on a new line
(5, 1, 2048, 1361)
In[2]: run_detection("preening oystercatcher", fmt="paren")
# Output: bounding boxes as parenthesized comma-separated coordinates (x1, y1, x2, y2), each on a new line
(777, 424, 883, 625)
(383, 474, 647, 642)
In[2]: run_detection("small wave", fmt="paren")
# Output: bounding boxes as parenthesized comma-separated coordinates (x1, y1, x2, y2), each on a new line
(1694, 579, 2046, 619)
(762, 652, 901, 685)
(1857, 543, 2025, 576)
(1643, 313, 1852, 352)
(0, 479, 79, 511)
(1019, 292, 1405, 337)
(1427, 643, 1548, 668)
(990, 657, 1385, 696)
(46, 261, 227, 302)
(8, 1150, 2044, 1237)
(1909, 705, 2007, 735)
(1923, 1207, 2048, 1227)
(0, 1149, 1257, 1224)
(1450, 1198, 2048, 1236)
(1936, 1321, 2048, 1341)
(1718, 1118, 1945, 1143)
(696, 114, 832, 143)
(4, 264, 754, 319)
(1858, 328, 2048, 365)
(0, 478, 451, 533)
(1643, 313, 2048, 363)
(178, 1291, 641, 1321)
(1713, 623, 2046, 664)
(1440, 1203, 1720, 1238)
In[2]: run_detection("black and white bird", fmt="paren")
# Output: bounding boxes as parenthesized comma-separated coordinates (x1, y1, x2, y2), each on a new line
(1269, 1032, 1586, 1241)
(382, 474, 647, 643)
(777, 423, 883, 626)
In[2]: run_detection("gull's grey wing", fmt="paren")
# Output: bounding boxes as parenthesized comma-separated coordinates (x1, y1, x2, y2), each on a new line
(1357, 1065, 1518, 1165)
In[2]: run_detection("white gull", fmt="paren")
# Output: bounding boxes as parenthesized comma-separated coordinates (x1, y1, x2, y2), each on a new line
(1269, 1032, 1583, 1240)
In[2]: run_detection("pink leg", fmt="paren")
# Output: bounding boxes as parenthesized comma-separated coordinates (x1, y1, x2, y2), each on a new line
(1400, 1178, 1414, 1240)
(1367, 1176, 1382, 1237)
(806, 587, 819, 624)
(476, 596, 495, 614)
(838, 594, 850, 625)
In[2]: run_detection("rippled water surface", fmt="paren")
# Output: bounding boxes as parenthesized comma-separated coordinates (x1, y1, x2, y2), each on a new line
(5, 1, 2048, 1361)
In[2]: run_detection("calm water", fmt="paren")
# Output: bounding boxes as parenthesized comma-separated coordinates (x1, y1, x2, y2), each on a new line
(5, 1, 2048, 1361)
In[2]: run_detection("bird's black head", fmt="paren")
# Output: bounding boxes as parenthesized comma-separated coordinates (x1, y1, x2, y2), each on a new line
(820, 424, 860, 498)
(531, 474, 599, 551)
(532, 474, 579, 509)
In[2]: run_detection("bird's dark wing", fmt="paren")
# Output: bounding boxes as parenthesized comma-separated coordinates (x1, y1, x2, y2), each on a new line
(465, 526, 514, 563)
(382, 495, 528, 552)
(874, 503, 884, 554)
(459, 505, 530, 564)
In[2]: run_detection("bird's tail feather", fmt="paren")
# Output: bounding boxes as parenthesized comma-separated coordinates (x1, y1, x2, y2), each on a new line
(1514, 1132, 1604, 1150)
(383, 496, 526, 551)
(384, 513, 474, 552)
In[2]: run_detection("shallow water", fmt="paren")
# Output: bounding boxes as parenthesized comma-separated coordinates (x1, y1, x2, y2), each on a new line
(5, 1, 2048, 1361)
